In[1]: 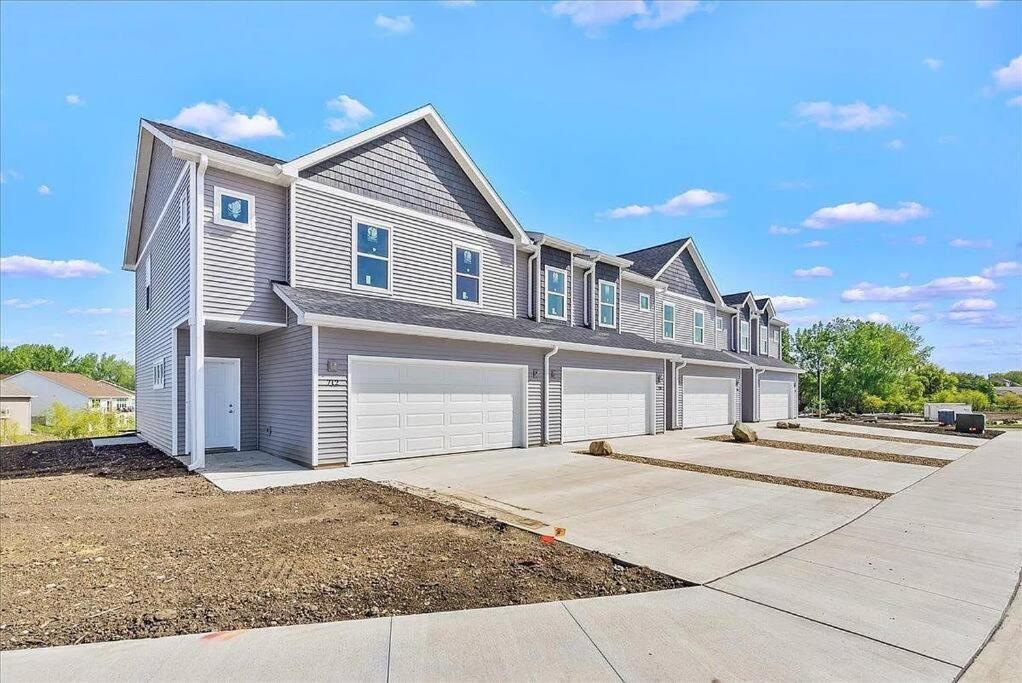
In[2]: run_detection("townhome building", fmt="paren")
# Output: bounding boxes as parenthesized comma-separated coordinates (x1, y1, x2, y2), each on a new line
(122, 105, 800, 470)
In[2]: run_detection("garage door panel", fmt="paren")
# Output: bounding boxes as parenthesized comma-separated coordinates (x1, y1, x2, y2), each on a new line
(561, 369, 653, 442)
(682, 376, 734, 428)
(760, 380, 794, 421)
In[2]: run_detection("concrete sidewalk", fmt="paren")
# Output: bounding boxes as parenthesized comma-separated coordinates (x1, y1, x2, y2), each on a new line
(1, 588, 957, 682)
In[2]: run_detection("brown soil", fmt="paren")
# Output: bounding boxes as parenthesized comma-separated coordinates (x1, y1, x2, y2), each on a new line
(800, 427, 975, 450)
(579, 451, 888, 500)
(0, 440, 685, 650)
(703, 436, 952, 468)
(827, 419, 1002, 440)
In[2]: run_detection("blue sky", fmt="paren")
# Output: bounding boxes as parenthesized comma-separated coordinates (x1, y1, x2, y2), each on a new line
(1, 0, 1020, 373)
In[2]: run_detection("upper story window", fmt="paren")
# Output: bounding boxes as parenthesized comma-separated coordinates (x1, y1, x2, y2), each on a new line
(144, 254, 152, 311)
(545, 266, 567, 320)
(213, 187, 254, 230)
(716, 316, 724, 332)
(352, 220, 392, 292)
(638, 292, 651, 312)
(178, 192, 188, 232)
(663, 302, 676, 340)
(598, 280, 617, 328)
(740, 319, 750, 352)
(760, 324, 769, 354)
(452, 245, 482, 305)
(693, 310, 705, 344)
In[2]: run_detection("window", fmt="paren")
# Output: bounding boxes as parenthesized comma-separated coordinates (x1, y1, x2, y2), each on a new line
(452, 245, 482, 304)
(178, 192, 188, 232)
(760, 324, 769, 354)
(213, 187, 254, 229)
(716, 316, 724, 332)
(144, 254, 151, 311)
(598, 280, 617, 328)
(693, 310, 705, 344)
(663, 302, 676, 340)
(352, 220, 391, 292)
(545, 266, 567, 320)
(740, 320, 750, 352)
(152, 358, 165, 390)
(638, 292, 651, 312)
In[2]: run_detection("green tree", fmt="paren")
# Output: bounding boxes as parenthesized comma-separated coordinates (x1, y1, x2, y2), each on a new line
(790, 322, 835, 415)
(988, 371, 1022, 386)
(0, 344, 134, 390)
(951, 372, 996, 403)
(916, 362, 957, 396)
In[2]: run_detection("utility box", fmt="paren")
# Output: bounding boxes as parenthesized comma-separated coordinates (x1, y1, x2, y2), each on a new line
(955, 413, 985, 434)
(924, 403, 971, 421)
(937, 410, 957, 426)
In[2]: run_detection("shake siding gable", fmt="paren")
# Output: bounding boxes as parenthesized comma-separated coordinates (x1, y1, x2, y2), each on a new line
(299, 119, 513, 239)
(294, 182, 515, 316)
(658, 248, 714, 302)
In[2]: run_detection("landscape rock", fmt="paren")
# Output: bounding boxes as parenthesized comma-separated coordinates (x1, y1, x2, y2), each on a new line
(588, 440, 614, 456)
(786, 421, 801, 429)
(775, 421, 789, 429)
(732, 422, 757, 443)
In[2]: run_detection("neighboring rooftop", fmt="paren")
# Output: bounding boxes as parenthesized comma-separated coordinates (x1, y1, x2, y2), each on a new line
(13, 371, 134, 398)
(144, 120, 285, 166)
(617, 238, 690, 279)
(723, 291, 755, 306)
(0, 378, 33, 398)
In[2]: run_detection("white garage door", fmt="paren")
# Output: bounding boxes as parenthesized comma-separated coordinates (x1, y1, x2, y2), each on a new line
(349, 357, 526, 464)
(561, 369, 654, 442)
(682, 376, 734, 428)
(760, 380, 795, 421)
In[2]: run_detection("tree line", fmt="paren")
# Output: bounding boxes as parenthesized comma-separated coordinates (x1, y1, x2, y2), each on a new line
(783, 318, 1019, 414)
(0, 344, 135, 390)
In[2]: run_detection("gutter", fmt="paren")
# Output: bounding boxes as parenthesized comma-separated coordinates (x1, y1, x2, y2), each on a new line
(543, 346, 559, 445)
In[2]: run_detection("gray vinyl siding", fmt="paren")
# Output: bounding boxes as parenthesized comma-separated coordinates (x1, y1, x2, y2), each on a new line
(769, 323, 782, 358)
(571, 265, 587, 326)
(516, 250, 532, 318)
(294, 181, 516, 316)
(716, 312, 732, 351)
(656, 295, 718, 350)
(741, 368, 756, 422)
(317, 329, 544, 465)
(540, 245, 572, 325)
(135, 142, 189, 456)
(299, 119, 513, 239)
(676, 364, 742, 429)
(548, 351, 665, 444)
(620, 279, 655, 341)
(258, 324, 313, 464)
(658, 248, 714, 302)
(203, 168, 287, 324)
(138, 139, 186, 253)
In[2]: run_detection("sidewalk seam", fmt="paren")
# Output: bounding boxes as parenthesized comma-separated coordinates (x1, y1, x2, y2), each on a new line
(560, 602, 625, 682)
(386, 616, 394, 683)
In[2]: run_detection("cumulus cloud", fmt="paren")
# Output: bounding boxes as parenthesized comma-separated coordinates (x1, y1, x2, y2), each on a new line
(793, 266, 833, 279)
(982, 261, 1021, 277)
(65, 93, 83, 105)
(67, 307, 113, 315)
(600, 188, 727, 219)
(37, 185, 51, 195)
(602, 204, 653, 219)
(802, 201, 929, 229)
(768, 295, 815, 312)
(1, 255, 109, 278)
(949, 238, 993, 248)
(166, 101, 284, 142)
(993, 54, 1022, 90)
(951, 298, 997, 311)
(794, 101, 904, 131)
(325, 95, 372, 132)
(769, 225, 800, 236)
(2, 298, 52, 309)
(841, 275, 998, 302)
(375, 14, 414, 33)
(942, 311, 1018, 328)
(922, 58, 942, 71)
(634, 0, 704, 29)
(801, 240, 827, 249)
(864, 312, 889, 323)
(551, 1, 704, 36)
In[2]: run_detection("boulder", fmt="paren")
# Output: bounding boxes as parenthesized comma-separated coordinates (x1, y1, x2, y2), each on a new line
(775, 421, 789, 429)
(588, 440, 614, 456)
(786, 421, 801, 429)
(732, 422, 757, 443)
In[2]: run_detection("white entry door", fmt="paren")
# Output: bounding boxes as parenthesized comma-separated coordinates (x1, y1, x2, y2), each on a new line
(682, 376, 734, 428)
(759, 380, 795, 421)
(561, 368, 654, 442)
(186, 356, 241, 451)
(349, 357, 526, 464)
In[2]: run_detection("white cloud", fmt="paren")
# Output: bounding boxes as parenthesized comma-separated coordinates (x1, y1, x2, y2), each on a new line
(993, 54, 1022, 90)
(88, 329, 110, 337)
(769, 295, 815, 312)
(602, 204, 653, 219)
(975, 1, 1000, 7)
(841, 275, 998, 302)
(2, 298, 52, 309)
(1008, 95, 1022, 107)
(325, 95, 372, 132)
(802, 201, 929, 229)
(949, 238, 993, 248)
(66, 307, 113, 315)
(0, 255, 109, 278)
(942, 311, 1019, 328)
(600, 188, 727, 219)
(166, 101, 284, 142)
(794, 101, 904, 131)
(65, 93, 83, 105)
(982, 261, 1021, 278)
(886, 139, 905, 150)
(907, 313, 930, 324)
(37, 185, 51, 195)
(375, 14, 414, 33)
(951, 298, 997, 311)
(551, 1, 704, 35)
(801, 240, 827, 248)
(793, 266, 833, 279)
(864, 312, 889, 324)
(769, 225, 800, 235)
(634, 0, 703, 30)
(922, 58, 942, 71)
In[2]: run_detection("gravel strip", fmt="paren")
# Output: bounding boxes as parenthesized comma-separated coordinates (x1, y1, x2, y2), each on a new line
(578, 451, 889, 500)
(702, 436, 951, 468)
(825, 419, 1002, 440)
(799, 427, 975, 450)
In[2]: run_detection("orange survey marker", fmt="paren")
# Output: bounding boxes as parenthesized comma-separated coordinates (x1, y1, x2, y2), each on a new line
(540, 527, 567, 544)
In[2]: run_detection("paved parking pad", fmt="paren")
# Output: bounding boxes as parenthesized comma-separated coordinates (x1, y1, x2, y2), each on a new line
(754, 426, 968, 460)
(797, 418, 985, 447)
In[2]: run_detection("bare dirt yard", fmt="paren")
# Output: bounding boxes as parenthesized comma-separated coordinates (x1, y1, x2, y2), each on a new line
(1, 440, 685, 650)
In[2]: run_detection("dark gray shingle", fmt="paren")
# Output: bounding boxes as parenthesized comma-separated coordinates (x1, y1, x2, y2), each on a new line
(617, 238, 690, 279)
(144, 120, 285, 166)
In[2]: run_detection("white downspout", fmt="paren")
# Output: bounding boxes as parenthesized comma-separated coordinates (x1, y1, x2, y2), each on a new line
(673, 359, 687, 429)
(527, 251, 539, 320)
(189, 153, 209, 471)
(753, 367, 766, 422)
(543, 346, 559, 445)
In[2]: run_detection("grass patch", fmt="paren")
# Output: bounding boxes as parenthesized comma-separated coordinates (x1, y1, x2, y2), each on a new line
(799, 426, 974, 450)
(702, 435, 951, 468)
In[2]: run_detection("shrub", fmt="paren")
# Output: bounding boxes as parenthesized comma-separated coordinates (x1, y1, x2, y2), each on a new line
(0, 418, 20, 445)
(44, 402, 116, 439)
(861, 394, 886, 413)
(996, 392, 1022, 411)
(927, 388, 991, 411)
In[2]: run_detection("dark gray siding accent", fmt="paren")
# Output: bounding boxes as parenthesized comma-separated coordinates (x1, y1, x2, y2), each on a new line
(549, 351, 665, 444)
(138, 139, 186, 254)
(540, 245, 572, 326)
(516, 250, 532, 318)
(658, 248, 714, 302)
(294, 182, 516, 316)
(203, 168, 287, 324)
(258, 324, 312, 464)
(741, 367, 756, 421)
(317, 329, 544, 464)
(571, 265, 587, 326)
(300, 119, 513, 239)
(677, 364, 742, 429)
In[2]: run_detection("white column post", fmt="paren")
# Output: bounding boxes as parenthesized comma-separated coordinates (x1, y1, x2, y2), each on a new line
(188, 155, 209, 470)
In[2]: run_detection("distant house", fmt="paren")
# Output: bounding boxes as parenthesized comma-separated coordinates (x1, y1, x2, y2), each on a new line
(5, 371, 135, 417)
(994, 385, 1022, 397)
(0, 378, 34, 434)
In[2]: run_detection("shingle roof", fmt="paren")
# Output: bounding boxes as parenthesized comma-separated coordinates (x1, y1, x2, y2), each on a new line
(0, 379, 33, 398)
(144, 120, 285, 166)
(18, 371, 135, 398)
(722, 291, 754, 306)
(276, 284, 747, 366)
(755, 297, 770, 309)
(725, 351, 800, 371)
(617, 238, 690, 279)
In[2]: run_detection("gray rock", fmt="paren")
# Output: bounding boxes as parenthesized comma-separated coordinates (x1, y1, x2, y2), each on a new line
(775, 421, 789, 429)
(786, 421, 801, 429)
(588, 440, 614, 456)
(732, 422, 757, 443)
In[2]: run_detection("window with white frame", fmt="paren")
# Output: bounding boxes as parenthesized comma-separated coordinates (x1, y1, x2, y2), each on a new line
(740, 319, 750, 352)
(452, 245, 482, 304)
(638, 292, 651, 312)
(178, 192, 188, 232)
(598, 280, 617, 327)
(760, 324, 769, 354)
(144, 254, 152, 311)
(353, 221, 391, 291)
(152, 358, 166, 390)
(771, 327, 780, 354)
(213, 187, 254, 229)
(716, 316, 724, 332)
(545, 267, 567, 320)
(663, 302, 676, 340)
(693, 310, 705, 344)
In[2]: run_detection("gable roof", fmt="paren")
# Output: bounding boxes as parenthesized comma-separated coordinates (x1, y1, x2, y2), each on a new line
(0, 378, 33, 398)
(618, 238, 690, 279)
(723, 291, 757, 309)
(144, 120, 284, 166)
(11, 371, 134, 398)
